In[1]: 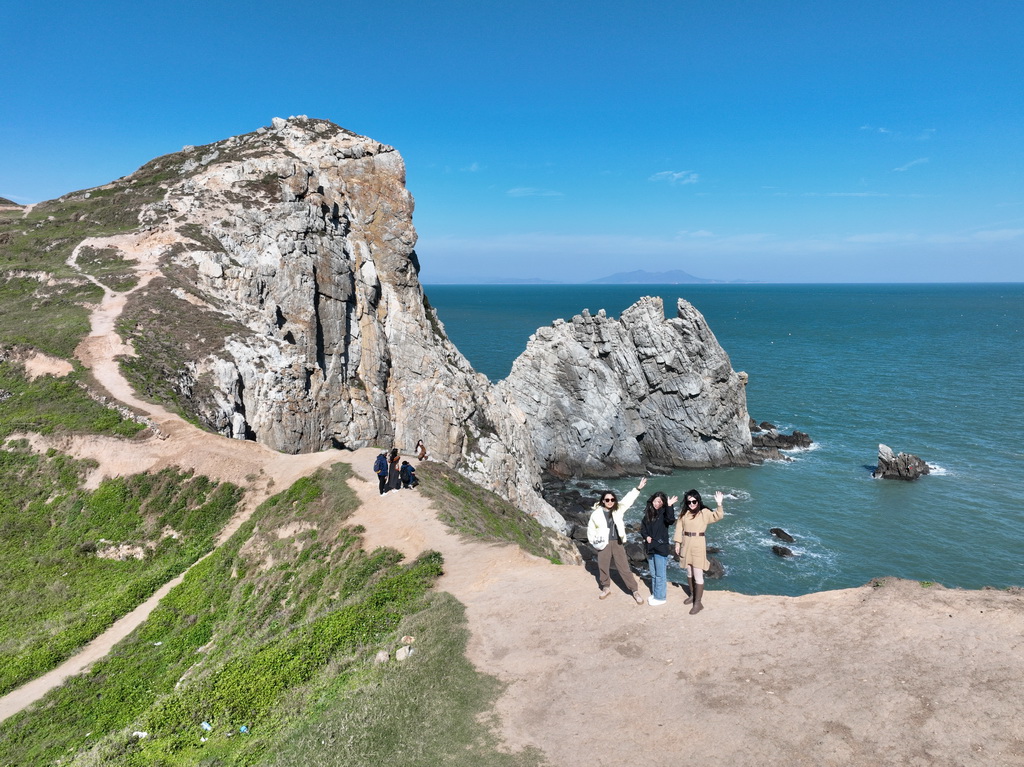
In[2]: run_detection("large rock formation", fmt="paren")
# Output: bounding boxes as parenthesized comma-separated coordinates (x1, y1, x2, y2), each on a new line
(499, 297, 755, 477)
(19, 117, 761, 530)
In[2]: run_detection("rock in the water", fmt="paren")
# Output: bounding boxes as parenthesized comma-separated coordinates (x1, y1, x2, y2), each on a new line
(872, 444, 931, 480)
(753, 429, 812, 450)
(772, 545, 794, 558)
(705, 556, 725, 579)
(770, 527, 795, 543)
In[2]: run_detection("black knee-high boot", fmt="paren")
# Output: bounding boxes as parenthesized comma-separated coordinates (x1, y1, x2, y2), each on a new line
(684, 575, 695, 604)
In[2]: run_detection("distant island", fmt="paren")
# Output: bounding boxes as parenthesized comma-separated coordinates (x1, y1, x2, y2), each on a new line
(478, 269, 753, 285)
(588, 269, 718, 284)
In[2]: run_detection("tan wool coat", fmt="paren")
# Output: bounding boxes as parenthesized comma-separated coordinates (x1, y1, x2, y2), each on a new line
(673, 505, 724, 570)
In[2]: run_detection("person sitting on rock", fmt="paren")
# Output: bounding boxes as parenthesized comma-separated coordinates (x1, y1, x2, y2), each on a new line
(400, 460, 418, 488)
(587, 477, 647, 604)
(673, 489, 725, 615)
(416, 440, 428, 461)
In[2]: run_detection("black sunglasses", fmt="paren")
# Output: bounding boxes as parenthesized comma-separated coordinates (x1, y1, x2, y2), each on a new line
(686, 498, 699, 505)
(601, 497, 616, 503)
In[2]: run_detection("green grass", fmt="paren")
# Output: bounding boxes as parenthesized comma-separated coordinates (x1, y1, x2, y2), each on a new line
(418, 461, 566, 564)
(0, 361, 145, 440)
(0, 464, 545, 767)
(0, 276, 101, 359)
(265, 593, 545, 767)
(0, 466, 436, 765)
(0, 443, 242, 695)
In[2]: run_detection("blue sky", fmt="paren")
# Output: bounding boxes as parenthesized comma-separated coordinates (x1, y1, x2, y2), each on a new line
(3, 1, 1022, 283)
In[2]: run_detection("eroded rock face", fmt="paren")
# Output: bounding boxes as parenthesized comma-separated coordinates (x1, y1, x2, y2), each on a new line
(104, 117, 560, 528)
(499, 297, 755, 478)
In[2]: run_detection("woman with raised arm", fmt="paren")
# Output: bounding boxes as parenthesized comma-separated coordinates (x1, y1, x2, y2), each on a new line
(673, 489, 724, 615)
(640, 491, 678, 606)
(587, 476, 648, 604)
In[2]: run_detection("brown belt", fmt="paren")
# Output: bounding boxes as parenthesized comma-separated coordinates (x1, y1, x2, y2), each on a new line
(682, 532, 705, 537)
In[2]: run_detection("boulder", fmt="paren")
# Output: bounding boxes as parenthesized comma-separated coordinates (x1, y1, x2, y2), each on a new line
(772, 545, 794, 558)
(705, 556, 725, 579)
(770, 527, 795, 543)
(752, 429, 813, 450)
(872, 444, 931, 480)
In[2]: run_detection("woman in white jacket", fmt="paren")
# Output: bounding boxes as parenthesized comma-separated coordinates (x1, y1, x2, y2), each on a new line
(587, 476, 647, 603)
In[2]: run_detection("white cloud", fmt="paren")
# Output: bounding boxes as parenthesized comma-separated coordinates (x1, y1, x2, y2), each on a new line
(461, 162, 481, 172)
(649, 170, 699, 185)
(971, 228, 1024, 242)
(506, 187, 563, 197)
(893, 157, 929, 172)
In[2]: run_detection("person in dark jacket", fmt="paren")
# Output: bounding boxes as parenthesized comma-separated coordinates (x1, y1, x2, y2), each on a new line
(640, 491, 678, 606)
(399, 460, 418, 488)
(373, 451, 389, 495)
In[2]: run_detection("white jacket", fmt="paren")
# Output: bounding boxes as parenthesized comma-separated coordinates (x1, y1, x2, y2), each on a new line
(586, 486, 642, 551)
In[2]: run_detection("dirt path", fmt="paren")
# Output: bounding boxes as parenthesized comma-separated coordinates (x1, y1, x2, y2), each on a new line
(346, 452, 1024, 766)
(0, 234, 344, 721)
(2, 235, 1023, 765)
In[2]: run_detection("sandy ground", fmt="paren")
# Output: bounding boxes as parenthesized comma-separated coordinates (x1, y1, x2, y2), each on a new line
(2, 235, 1023, 765)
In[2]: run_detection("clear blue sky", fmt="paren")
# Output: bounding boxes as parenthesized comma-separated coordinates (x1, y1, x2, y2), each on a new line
(3, 1, 1022, 283)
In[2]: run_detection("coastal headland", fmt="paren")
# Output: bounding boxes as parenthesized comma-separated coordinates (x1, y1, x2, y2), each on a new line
(0, 118, 1022, 765)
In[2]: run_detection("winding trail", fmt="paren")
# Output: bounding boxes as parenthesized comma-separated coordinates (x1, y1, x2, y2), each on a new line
(2, 235, 1023, 765)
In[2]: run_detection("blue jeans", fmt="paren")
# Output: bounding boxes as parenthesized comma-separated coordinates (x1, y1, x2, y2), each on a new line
(647, 553, 668, 600)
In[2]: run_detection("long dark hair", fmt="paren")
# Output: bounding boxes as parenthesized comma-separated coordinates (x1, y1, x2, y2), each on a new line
(683, 488, 704, 517)
(644, 491, 669, 522)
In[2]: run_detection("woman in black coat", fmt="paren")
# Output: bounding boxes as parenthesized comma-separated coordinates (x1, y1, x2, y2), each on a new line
(639, 491, 677, 606)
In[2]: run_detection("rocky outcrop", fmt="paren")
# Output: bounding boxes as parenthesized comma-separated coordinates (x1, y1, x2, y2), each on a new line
(770, 527, 795, 543)
(873, 444, 930, 480)
(499, 297, 755, 478)
(31, 117, 773, 532)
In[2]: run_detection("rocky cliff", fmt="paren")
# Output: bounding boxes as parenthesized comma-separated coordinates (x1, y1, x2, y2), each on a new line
(499, 297, 754, 477)
(10, 117, 759, 530)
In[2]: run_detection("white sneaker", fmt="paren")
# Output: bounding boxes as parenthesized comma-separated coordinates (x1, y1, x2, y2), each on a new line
(647, 597, 666, 606)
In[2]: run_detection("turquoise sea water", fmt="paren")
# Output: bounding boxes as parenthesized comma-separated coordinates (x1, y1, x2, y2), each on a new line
(425, 284, 1024, 596)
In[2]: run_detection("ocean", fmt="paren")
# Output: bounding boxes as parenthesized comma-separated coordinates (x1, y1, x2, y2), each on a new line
(424, 283, 1024, 596)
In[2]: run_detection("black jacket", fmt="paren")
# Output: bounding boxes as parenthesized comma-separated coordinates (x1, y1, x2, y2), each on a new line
(639, 506, 676, 556)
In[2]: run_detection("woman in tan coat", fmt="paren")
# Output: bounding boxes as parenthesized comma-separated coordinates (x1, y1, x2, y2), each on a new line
(673, 489, 724, 615)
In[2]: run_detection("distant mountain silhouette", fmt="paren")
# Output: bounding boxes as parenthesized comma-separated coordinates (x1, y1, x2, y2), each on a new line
(588, 269, 716, 284)
(488, 277, 562, 284)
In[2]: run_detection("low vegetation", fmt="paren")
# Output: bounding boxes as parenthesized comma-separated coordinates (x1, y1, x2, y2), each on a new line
(0, 361, 145, 441)
(0, 442, 241, 695)
(418, 461, 566, 564)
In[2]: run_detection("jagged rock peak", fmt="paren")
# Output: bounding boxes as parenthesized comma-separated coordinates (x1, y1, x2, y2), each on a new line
(499, 296, 755, 478)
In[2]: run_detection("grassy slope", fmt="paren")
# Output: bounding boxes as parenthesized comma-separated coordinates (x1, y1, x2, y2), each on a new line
(0, 465, 543, 767)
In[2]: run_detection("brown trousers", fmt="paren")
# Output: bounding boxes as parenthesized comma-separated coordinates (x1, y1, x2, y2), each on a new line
(597, 540, 638, 592)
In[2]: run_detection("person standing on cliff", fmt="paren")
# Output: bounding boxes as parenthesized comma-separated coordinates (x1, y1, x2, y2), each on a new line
(374, 451, 389, 495)
(415, 440, 428, 461)
(673, 489, 725, 615)
(386, 448, 402, 493)
(640, 491, 678, 606)
(587, 477, 647, 604)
